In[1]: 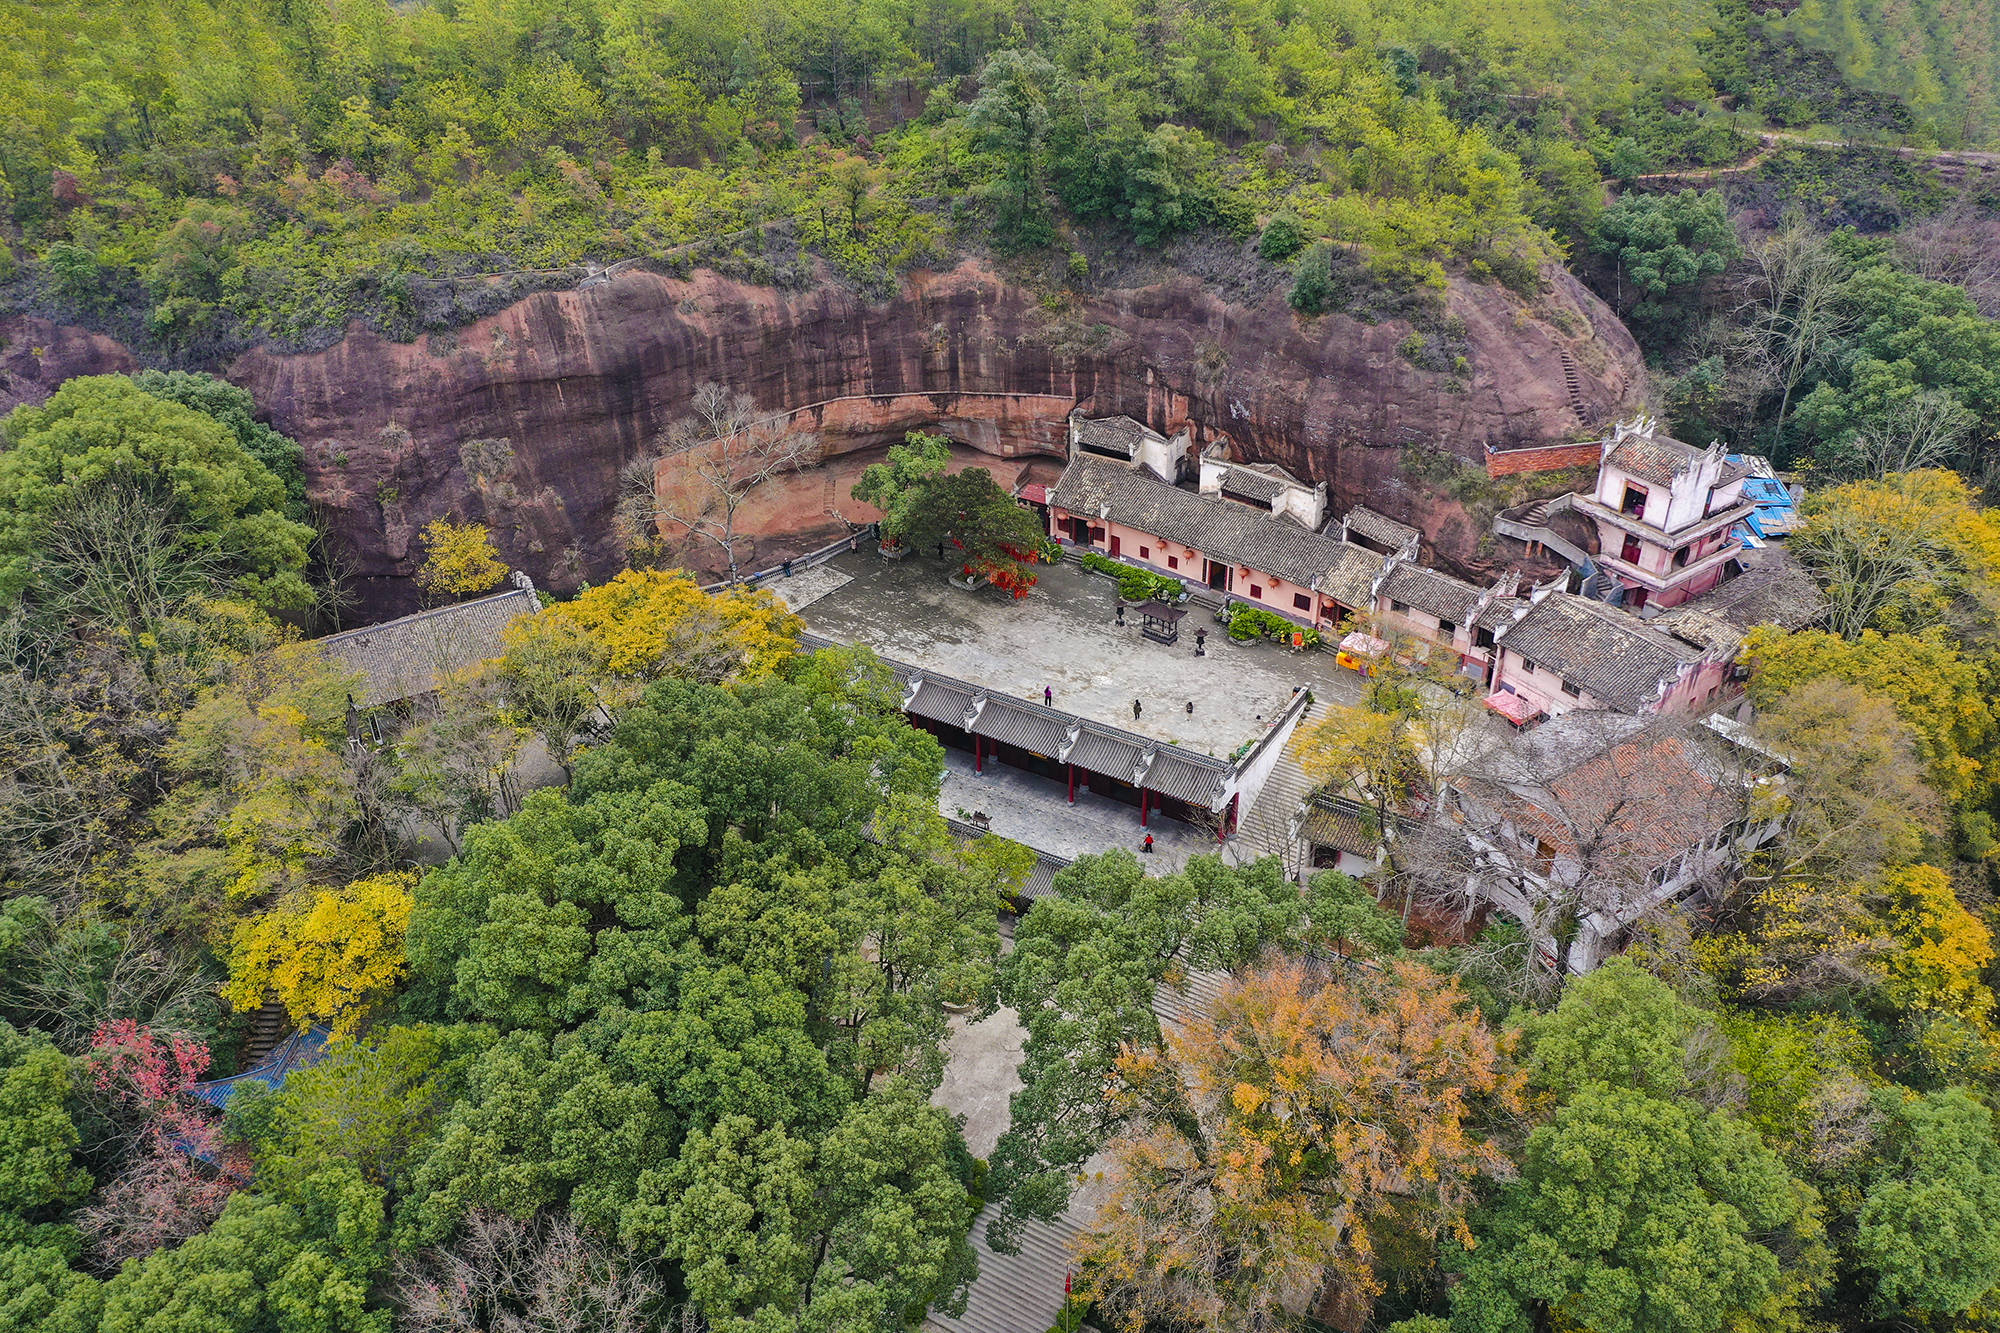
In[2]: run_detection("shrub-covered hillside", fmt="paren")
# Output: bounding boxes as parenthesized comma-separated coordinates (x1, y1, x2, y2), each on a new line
(0, 0, 1985, 365)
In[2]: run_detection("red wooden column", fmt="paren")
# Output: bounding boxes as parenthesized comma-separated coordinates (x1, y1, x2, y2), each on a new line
(1139, 788, 1150, 827)
(973, 734, 982, 774)
(1067, 764, 1076, 803)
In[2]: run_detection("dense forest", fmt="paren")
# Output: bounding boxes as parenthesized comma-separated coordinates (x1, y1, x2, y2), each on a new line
(0, 0, 1991, 356)
(11, 0, 2000, 1331)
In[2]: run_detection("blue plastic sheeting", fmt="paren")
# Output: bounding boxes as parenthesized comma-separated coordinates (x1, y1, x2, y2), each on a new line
(1729, 457, 1800, 538)
(185, 1026, 332, 1110)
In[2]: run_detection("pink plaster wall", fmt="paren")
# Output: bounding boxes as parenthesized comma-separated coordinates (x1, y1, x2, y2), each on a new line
(1374, 602, 1494, 675)
(1049, 507, 1335, 626)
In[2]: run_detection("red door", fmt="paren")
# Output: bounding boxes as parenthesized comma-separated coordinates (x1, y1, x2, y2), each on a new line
(1110, 534, 1121, 556)
(1621, 535, 1641, 564)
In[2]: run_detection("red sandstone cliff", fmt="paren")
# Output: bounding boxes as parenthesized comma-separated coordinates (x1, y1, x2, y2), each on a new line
(2, 258, 1645, 614)
(0, 317, 137, 415)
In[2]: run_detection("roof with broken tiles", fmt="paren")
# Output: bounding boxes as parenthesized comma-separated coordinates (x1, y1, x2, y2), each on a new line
(1342, 504, 1420, 551)
(1493, 592, 1710, 711)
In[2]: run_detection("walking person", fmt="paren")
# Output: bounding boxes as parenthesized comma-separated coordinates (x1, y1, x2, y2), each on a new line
(1132, 698, 1142, 721)
(1043, 685, 1053, 707)
(1143, 833, 1154, 855)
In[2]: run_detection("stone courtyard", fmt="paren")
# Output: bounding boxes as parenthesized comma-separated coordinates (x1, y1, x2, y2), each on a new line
(789, 548, 1366, 759)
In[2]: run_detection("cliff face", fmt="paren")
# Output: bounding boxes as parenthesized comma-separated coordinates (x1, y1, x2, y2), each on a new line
(0, 316, 137, 416)
(233, 259, 1643, 614)
(8, 257, 1646, 616)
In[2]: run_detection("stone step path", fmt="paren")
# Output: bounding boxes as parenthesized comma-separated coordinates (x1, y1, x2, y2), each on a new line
(1226, 700, 1319, 880)
(927, 1203, 1088, 1333)
(926, 972, 1243, 1333)
(1559, 349, 1588, 421)
(240, 997, 291, 1064)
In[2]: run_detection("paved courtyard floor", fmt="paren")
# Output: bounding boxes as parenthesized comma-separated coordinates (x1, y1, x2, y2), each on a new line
(940, 748, 1218, 871)
(802, 549, 1366, 759)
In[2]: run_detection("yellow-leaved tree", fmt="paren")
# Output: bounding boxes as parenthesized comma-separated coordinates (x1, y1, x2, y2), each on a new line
(1740, 624, 1997, 810)
(498, 568, 802, 771)
(1872, 864, 1997, 1028)
(416, 518, 507, 599)
(541, 567, 802, 678)
(1076, 959, 1521, 1329)
(1791, 469, 2000, 638)
(224, 872, 418, 1038)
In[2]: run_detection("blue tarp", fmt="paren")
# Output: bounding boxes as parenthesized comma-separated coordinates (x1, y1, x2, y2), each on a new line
(185, 1025, 332, 1111)
(1728, 456, 1800, 538)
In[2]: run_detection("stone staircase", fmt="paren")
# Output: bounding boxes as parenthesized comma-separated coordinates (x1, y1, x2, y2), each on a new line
(241, 997, 291, 1064)
(927, 1205, 1086, 1333)
(1558, 349, 1588, 422)
(928, 967, 1245, 1333)
(1227, 700, 1319, 880)
(1494, 492, 1593, 571)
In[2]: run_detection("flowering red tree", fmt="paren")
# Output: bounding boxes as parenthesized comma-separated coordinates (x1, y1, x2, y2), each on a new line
(970, 557, 1039, 599)
(80, 1020, 248, 1264)
(90, 1019, 210, 1106)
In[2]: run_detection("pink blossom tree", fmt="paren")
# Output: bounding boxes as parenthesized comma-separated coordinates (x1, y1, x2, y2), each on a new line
(77, 1020, 248, 1265)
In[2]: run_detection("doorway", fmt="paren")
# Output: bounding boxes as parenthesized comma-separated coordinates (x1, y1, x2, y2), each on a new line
(1207, 559, 1231, 592)
(1069, 517, 1090, 544)
(1110, 534, 1121, 557)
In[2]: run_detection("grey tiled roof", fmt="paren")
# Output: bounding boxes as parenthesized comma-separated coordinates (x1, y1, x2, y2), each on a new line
(1343, 505, 1419, 550)
(1052, 454, 1362, 592)
(796, 637, 1235, 808)
(1217, 466, 1287, 505)
(1142, 748, 1232, 806)
(969, 697, 1071, 756)
(1301, 801, 1378, 856)
(319, 588, 538, 707)
(1018, 848, 1071, 901)
(1606, 431, 1707, 486)
(1073, 415, 1151, 458)
(1065, 722, 1147, 783)
(1495, 593, 1702, 712)
(1650, 605, 1745, 655)
(906, 677, 978, 726)
(1379, 562, 1482, 623)
(1320, 543, 1388, 609)
(1699, 546, 1823, 632)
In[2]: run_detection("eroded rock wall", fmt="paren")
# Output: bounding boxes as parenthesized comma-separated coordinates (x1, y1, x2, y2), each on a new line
(7, 257, 1646, 615)
(0, 317, 138, 416)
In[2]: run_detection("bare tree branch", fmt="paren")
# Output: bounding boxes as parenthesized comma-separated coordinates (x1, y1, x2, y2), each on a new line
(616, 383, 822, 582)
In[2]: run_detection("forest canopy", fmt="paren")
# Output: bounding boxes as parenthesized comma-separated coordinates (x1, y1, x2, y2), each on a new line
(2, 0, 1984, 363)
